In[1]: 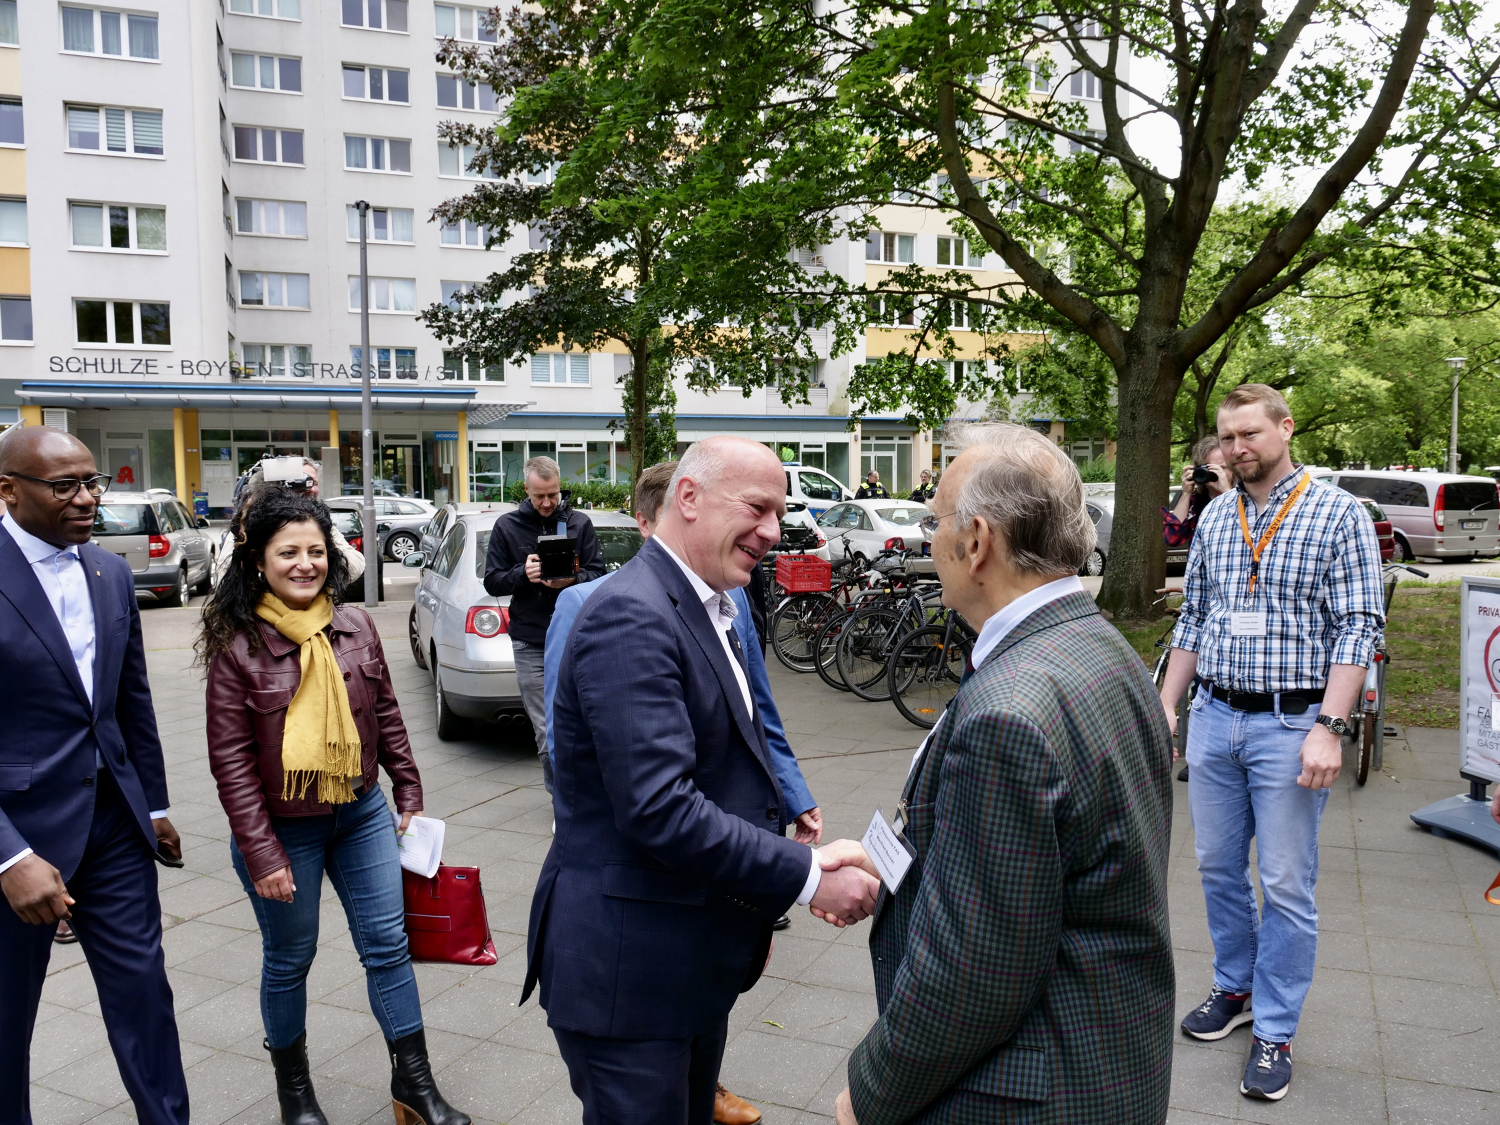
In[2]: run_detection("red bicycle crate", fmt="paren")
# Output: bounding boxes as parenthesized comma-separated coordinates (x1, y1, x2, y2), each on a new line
(776, 554, 832, 592)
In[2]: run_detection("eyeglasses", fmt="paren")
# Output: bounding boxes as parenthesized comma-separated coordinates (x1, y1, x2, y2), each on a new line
(918, 511, 956, 534)
(6, 472, 113, 500)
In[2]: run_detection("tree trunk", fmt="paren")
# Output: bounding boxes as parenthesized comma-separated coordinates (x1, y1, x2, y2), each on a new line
(1096, 351, 1185, 618)
(630, 339, 649, 488)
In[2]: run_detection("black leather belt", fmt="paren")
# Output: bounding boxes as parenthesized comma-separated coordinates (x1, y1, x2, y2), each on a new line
(1200, 681, 1324, 714)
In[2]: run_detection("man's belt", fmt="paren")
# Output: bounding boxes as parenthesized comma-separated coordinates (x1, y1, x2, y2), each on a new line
(1200, 681, 1325, 714)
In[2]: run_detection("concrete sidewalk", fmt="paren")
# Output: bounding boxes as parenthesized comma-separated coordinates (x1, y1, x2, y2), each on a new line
(25, 602, 1500, 1124)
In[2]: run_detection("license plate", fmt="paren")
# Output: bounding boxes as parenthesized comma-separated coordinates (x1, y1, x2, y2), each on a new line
(1461, 520, 1486, 530)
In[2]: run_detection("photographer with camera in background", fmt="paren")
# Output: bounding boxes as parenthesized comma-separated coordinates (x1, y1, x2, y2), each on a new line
(1163, 434, 1232, 552)
(484, 456, 605, 795)
(214, 458, 364, 587)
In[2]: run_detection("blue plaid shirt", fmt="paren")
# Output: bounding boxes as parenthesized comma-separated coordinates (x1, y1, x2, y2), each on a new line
(1173, 466, 1385, 693)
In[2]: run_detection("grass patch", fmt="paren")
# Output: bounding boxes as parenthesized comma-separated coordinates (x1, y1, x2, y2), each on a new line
(1103, 582, 1461, 730)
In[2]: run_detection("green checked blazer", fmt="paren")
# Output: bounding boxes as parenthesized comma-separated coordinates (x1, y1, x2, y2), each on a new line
(848, 591, 1175, 1125)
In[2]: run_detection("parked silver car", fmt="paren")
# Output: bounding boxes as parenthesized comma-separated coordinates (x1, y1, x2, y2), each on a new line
(1082, 495, 1112, 576)
(403, 507, 644, 738)
(324, 495, 435, 562)
(92, 489, 215, 607)
(1310, 470, 1500, 562)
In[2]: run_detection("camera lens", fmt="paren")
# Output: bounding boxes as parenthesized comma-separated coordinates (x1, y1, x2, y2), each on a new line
(1191, 465, 1216, 485)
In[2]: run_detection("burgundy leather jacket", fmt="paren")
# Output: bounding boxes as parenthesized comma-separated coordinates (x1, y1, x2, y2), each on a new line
(206, 604, 423, 881)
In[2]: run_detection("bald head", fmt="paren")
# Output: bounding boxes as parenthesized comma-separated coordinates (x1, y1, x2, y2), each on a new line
(655, 437, 787, 592)
(0, 426, 102, 547)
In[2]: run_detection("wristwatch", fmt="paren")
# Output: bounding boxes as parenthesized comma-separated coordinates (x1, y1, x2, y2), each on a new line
(1315, 714, 1350, 736)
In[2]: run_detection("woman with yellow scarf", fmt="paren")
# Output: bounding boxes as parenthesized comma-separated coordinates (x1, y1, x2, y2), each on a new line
(199, 491, 469, 1125)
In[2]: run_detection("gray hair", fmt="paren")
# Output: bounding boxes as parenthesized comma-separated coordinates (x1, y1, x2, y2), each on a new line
(667, 438, 733, 496)
(943, 422, 1096, 576)
(523, 455, 560, 483)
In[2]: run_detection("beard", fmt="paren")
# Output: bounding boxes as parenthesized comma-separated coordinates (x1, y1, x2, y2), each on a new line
(1234, 454, 1275, 484)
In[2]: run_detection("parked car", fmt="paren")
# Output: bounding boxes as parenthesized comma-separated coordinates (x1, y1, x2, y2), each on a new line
(419, 501, 517, 562)
(327, 508, 382, 603)
(1082, 495, 1112, 576)
(403, 507, 644, 738)
(1311, 470, 1500, 562)
(815, 499, 930, 564)
(784, 462, 854, 520)
(92, 489, 215, 607)
(324, 495, 435, 562)
(1357, 497, 1397, 563)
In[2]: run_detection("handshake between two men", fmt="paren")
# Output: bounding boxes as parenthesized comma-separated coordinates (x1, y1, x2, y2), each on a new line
(807, 839, 883, 928)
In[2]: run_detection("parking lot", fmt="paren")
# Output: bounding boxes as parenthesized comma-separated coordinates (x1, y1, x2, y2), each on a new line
(23, 599, 1500, 1123)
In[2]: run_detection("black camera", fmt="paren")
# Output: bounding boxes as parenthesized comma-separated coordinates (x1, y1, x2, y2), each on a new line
(1191, 465, 1218, 486)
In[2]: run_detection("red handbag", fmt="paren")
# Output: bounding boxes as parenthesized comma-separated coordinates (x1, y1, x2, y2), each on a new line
(401, 865, 498, 966)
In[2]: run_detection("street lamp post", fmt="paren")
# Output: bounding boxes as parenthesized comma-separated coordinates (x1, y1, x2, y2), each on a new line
(1447, 356, 1467, 475)
(356, 200, 377, 608)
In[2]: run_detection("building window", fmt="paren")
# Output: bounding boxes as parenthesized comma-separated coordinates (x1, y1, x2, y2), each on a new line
(343, 65, 409, 103)
(1069, 129, 1106, 154)
(434, 4, 495, 41)
(350, 346, 416, 378)
(344, 134, 411, 173)
(237, 198, 308, 237)
(936, 236, 975, 267)
(347, 275, 416, 312)
(530, 353, 590, 386)
(944, 300, 977, 330)
(866, 295, 914, 327)
(74, 299, 170, 346)
(70, 202, 166, 252)
(241, 343, 311, 376)
(239, 271, 310, 309)
(440, 280, 475, 306)
(341, 0, 407, 32)
(439, 217, 490, 247)
(346, 205, 413, 242)
(0, 1, 16, 46)
(230, 53, 302, 93)
(437, 141, 495, 179)
(233, 125, 304, 164)
(228, 0, 300, 20)
(66, 104, 164, 156)
(435, 74, 496, 111)
(0, 198, 25, 245)
(865, 232, 914, 264)
(60, 7, 158, 60)
(443, 350, 503, 382)
(0, 297, 30, 342)
(0, 99, 21, 145)
(1069, 70, 1100, 100)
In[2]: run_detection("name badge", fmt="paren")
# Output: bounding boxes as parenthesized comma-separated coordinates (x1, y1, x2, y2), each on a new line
(1230, 611, 1267, 637)
(861, 807, 915, 893)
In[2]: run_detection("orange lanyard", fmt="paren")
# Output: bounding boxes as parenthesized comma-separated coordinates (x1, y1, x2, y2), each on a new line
(1236, 473, 1310, 597)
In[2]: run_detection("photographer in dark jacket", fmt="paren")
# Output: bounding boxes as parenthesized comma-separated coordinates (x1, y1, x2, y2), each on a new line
(484, 457, 605, 792)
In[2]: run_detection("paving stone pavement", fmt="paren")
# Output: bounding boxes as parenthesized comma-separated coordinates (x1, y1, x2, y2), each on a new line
(25, 600, 1500, 1124)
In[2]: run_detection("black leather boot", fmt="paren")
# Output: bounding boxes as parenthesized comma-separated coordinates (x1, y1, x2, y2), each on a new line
(387, 1029, 470, 1125)
(266, 1034, 329, 1125)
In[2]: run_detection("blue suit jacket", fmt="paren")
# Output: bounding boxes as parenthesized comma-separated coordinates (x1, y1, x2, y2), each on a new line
(0, 522, 168, 880)
(543, 574, 816, 818)
(523, 538, 812, 1038)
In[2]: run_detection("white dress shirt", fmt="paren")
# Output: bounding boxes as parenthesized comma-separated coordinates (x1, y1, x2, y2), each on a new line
(655, 539, 822, 906)
(0, 515, 166, 875)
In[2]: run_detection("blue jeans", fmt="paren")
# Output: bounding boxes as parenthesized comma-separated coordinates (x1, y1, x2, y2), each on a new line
(230, 784, 422, 1049)
(1186, 692, 1329, 1044)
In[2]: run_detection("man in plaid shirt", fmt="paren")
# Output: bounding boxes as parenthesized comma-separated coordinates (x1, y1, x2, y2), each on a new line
(1160, 384, 1384, 1103)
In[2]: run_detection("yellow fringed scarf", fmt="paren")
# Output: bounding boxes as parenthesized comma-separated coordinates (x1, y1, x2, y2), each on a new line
(255, 592, 363, 804)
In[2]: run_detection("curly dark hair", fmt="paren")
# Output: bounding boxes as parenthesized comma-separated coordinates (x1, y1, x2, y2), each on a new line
(195, 491, 349, 665)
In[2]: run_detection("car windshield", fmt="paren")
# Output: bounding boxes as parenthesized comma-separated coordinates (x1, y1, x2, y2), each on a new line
(875, 507, 924, 526)
(330, 509, 361, 536)
(93, 503, 154, 536)
(1445, 481, 1499, 512)
(596, 526, 644, 572)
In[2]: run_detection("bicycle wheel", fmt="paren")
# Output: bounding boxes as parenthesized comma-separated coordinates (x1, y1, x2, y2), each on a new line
(889, 625, 970, 728)
(838, 607, 902, 700)
(1357, 711, 1375, 786)
(770, 592, 836, 673)
(814, 608, 853, 692)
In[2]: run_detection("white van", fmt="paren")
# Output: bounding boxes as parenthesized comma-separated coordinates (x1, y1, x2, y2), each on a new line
(1311, 469, 1500, 561)
(783, 462, 854, 520)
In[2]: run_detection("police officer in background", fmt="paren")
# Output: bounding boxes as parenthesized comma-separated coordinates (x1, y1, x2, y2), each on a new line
(909, 469, 936, 503)
(855, 470, 891, 500)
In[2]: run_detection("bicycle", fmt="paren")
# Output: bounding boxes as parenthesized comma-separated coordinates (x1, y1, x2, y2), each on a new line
(810, 549, 911, 691)
(1347, 562, 1427, 785)
(887, 606, 975, 728)
(769, 547, 866, 673)
(836, 576, 944, 702)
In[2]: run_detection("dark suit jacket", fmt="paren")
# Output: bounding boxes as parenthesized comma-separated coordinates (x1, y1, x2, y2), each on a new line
(849, 591, 1174, 1125)
(522, 537, 812, 1039)
(0, 522, 168, 881)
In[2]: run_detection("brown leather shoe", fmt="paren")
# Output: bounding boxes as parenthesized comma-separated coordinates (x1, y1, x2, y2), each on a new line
(714, 1084, 761, 1125)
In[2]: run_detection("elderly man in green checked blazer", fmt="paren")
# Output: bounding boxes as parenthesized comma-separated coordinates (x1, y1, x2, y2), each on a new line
(834, 423, 1175, 1125)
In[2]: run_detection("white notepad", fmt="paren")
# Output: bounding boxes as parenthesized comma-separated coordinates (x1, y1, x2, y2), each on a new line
(393, 813, 445, 878)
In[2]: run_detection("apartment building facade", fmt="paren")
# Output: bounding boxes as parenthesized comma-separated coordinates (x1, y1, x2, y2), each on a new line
(0, 0, 1109, 510)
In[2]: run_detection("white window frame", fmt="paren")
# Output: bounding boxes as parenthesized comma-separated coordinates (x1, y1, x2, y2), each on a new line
(0, 197, 25, 246)
(65, 103, 164, 158)
(345, 205, 414, 244)
(73, 298, 171, 349)
(340, 0, 408, 34)
(59, 6, 159, 62)
(347, 275, 417, 313)
(236, 198, 308, 238)
(936, 236, 973, 268)
(435, 73, 497, 112)
(529, 352, 591, 386)
(866, 232, 914, 264)
(433, 3, 495, 42)
(437, 141, 497, 180)
(1069, 69, 1100, 100)
(439, 217, 492, 247)
(69, 201, 167, 254)
(443, 349, 504, 382)
(0, 1, 18, 47)
(342, 64, 410, 103)
(230, 53, 302, 94)
(0, 97, 19, 148)
(227, 0, 301, 21)
(868, 295, 914, 327)
(232, 125, 305, 165)
(238, 271, 311, 309)
(344, 134, 411, 174)
(0, 297, 32, 344)
(240, 343, 312, 377)
(349, 346, 418, 378)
